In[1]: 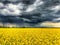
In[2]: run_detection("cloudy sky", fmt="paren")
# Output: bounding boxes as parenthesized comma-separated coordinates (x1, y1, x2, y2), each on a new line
(0, 0, 60, 27)
(0, 0, 43, 16)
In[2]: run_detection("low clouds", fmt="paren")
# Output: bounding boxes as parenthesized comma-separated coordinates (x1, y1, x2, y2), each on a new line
(0, 0, 44, 16)
(26, 0, 44, 12)
(0, 3, 24, 16)
(0, 0, 60, 27)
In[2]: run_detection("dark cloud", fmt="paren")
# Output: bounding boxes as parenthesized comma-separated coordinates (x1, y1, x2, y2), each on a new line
(0, 0, 60, 27)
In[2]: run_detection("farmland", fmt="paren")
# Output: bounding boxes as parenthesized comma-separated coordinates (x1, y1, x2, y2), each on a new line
(0, 28, 60, 45)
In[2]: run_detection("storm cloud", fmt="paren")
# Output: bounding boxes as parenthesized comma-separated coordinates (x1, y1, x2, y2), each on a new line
(0, 0, 60, 27)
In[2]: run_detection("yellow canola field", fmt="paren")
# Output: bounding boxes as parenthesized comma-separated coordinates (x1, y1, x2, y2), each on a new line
(0, 28, 60, 45)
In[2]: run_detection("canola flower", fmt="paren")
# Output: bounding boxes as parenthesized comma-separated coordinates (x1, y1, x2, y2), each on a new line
(0, 28, 60, 45)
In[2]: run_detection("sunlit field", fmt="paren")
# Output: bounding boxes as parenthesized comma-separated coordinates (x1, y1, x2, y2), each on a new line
(0, 28, 60, 45)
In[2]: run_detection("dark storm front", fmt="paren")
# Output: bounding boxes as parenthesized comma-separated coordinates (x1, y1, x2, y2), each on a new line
(0, 0, 60, 27)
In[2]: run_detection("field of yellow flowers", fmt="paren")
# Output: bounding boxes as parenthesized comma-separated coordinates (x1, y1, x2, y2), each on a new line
(0, 28, 60, 45)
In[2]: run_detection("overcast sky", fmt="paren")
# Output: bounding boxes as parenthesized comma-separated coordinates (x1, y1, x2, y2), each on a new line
(0, 0, 44, 16)
(0, 0, 60, 27)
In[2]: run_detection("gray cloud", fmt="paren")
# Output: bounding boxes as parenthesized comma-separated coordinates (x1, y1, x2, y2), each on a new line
(0, 0, 60, 27)
(0, 0, 44, 16)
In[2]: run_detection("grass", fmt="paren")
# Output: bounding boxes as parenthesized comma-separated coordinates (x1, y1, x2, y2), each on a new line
(0, 28, 60, 45)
